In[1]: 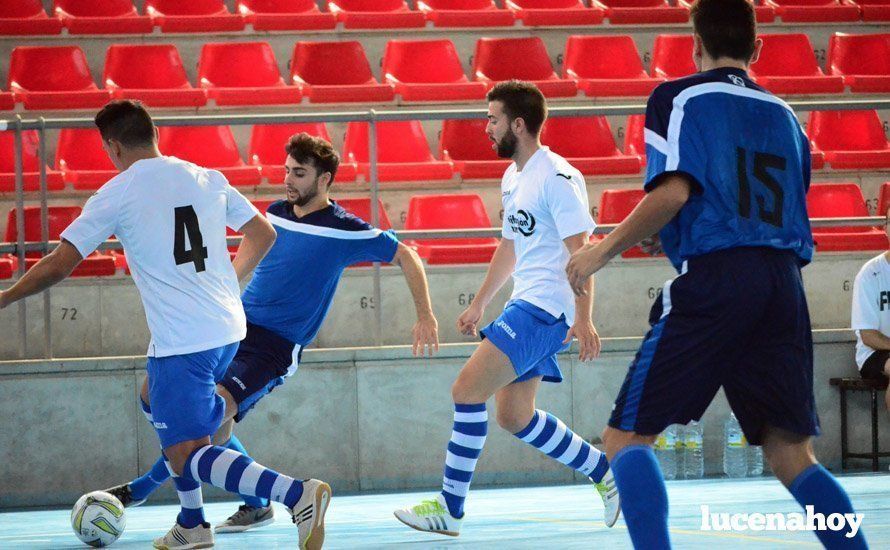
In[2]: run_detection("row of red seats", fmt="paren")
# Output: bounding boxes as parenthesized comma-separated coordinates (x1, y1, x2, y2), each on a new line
(4, 33, 889, 112)
(4, 181, 889, 280)
(3, 108, 889, 193)
(4, 0, 888, 36)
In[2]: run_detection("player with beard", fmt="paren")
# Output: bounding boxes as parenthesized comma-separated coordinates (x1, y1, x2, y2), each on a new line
(392, 80, 620, 537)
(102, 132, 440, 543)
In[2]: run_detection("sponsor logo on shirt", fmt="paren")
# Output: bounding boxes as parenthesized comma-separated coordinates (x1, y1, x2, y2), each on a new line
(231, 377, 247, 391)
(506, 210, 536, 237)
(728, 75, 746, 87)
(153, 421, 168, 429)
(496, 320, 517, 339)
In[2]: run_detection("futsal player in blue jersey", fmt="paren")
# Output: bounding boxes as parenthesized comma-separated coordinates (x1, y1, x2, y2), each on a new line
(566, 1, 868, 548)
(102, 132, 440, 540)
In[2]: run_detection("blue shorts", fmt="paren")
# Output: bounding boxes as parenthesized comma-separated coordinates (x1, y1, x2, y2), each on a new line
(147, 342, 240, 449)
(218, 323, 302, 423)
(608, 247, 820, 445)
(480, 299, 570, 383)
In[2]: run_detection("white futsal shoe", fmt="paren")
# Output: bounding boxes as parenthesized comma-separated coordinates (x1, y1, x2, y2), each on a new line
(594, 468, 621, 528)
(152, 522, 214, 550)
(393, 493, 462, 536)
(288, 478, 332, 550)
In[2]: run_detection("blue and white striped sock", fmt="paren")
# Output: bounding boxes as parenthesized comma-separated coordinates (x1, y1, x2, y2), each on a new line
(223, 435, 269, 509)
(514, 410, 609, 483)
(163, 457, 205, 529)
(182, 445, 304, 509)
(441, 403, 488, 519)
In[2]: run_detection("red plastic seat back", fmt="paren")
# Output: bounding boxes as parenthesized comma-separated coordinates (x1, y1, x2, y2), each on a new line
(751, 34, 823, 77)
(473, 37, 558, 81)
(828, 33, 890, 76)
(159, 126, 245, 168)
(104, 44, 191, 89)
(511, 0, 584, 7)
(54, 0, 139, 17)
(651, 34, 696, 79)
(248, 123, 331, 167)
(291, 41, 377, 86)
(541, 117, 621, 157)
(599, 0, 673, 6)
(0, 130, 44, 173)
(336, 197, 393, 229)
(144, 0, 230, 16)
(879, 182, 890, 217)
(55, 128, 115, 171)
(439, 119, 500, 161)
(421, 0, 497, 7)
(806, 183, 871, 233)
(383, 40, 468, 84)
(5, 206, 82, 243)
(0, 0, 48, 18)
(344, 121, 436, 164)
(624, 115, 646, 157)
(237, 0, 319, 13)
(598, 189, 645, 224)
(563, 35, 648, 79)
(808, 110, 890, 152)
(332, 0, 408, 10)
(199, 42, 285, 88)
(405, 194, 490, 230)
(8, 46, 98, 92)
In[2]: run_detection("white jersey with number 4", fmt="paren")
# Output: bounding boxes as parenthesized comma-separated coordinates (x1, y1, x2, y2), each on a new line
(61, 156, 258, 357)
(501, 146, 596, 322)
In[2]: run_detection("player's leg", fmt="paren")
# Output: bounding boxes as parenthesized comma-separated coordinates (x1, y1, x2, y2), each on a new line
(497, 376, 618, 526)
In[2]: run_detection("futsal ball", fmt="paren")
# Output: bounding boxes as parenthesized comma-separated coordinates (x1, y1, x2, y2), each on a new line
(70, 491, 126, 547)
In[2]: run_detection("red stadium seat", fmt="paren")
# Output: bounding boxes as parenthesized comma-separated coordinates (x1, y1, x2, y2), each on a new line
(624, 114, 646, 158)
(55, 128, 117, 190)
(417, 0, 514, 27)
(596, 0, 689, 24)
(248, 123, 357, 183)
(766, 0, 859, 22)
(198, 42, 301, 107)
(651, 34, 696, 79)
(0, 131, 64, 192)
(0, 91, 12, 110)
(472, 37, 576, 98)
(236, 0, 337, 30)
(404, 194, 498, 264)
(8, 46, 109, 110)
(383, 40, 486, 102)
(104, 44, 206, 108)
(327, 0, 425, 28)
(5, 206, 116, 276)
(252, 199, 277, 214)
(344, 121, 454, 182)
(808, 110, 890, 170)
(828, 33, 890, 93)
(541, 117, 642, 175)
(750, 34, 844, 95)
(859, 0, 890, 21)
(0, 254, 15, 279)
(159, 126, 261, 186)
(506, 0, 604, 26)
(563, 35, 664, 97)
(878, 182, 890, 217)
(291, 41, 395, 104)
(144, 0, 244, 32)
(807, 183, 889, 251)
(598, 189, 653, 257)
(0, 0, 63, 35)
(335, 197, 393, 228)
(54, 0, 153, 34)
(439, 119, 510, 180)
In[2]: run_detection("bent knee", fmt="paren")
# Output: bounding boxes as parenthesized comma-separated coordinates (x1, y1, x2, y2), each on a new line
(496, 408, 534, 434)
(602, 426, 655, 459)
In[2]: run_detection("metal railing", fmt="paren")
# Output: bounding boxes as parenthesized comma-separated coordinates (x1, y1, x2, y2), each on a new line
(4, 97, 890, 358)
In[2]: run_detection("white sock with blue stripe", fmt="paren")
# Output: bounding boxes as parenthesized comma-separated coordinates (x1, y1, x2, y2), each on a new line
(441, 403, 488, 519)
(514, 410, 609, 482)
(163, 456, 206, 529)
(181, 445, 304, 509)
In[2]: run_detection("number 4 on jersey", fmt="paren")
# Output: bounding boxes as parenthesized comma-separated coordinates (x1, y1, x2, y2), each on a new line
(174, 205, 208, 272)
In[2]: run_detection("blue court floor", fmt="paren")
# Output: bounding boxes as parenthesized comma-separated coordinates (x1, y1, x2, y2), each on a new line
(0, 474, 887, 549)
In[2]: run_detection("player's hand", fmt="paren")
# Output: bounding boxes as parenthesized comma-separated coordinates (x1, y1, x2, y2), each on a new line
(563, 320, 601, 363)
(566, 244, 608, 296)
(457, 303, 484, 337)
(640, 234, 663, 256)
(412, 314, 439, 358)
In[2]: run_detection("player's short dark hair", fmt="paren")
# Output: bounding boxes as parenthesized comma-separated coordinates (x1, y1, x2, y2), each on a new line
(94, 100, 156, 148)
(285, 132, 340, 186)
(486, 80, 547, 136)
(690, 0, 757, 63)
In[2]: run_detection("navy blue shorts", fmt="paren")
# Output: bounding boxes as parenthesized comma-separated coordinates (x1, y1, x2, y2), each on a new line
(218, 323, 301, 423)
(608, 247, 820, 445)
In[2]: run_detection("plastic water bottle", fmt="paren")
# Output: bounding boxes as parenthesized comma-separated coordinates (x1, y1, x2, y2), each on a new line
(748, 443, 764, 477)
(655, 425, 678, 480)
(723, 413, 748, 478)
(675, 424, 686, 478)
(683, 421, 705, 479)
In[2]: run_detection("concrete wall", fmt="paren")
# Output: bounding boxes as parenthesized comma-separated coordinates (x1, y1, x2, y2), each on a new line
(1, 330, 884, 509)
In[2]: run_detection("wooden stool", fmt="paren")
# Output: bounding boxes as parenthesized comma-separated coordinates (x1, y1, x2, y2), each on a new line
(830, 377, 890, 471)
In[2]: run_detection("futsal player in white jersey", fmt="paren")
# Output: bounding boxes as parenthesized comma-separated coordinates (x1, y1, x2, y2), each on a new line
(0, 101, 331, 550)
(394, 81, 619, 536)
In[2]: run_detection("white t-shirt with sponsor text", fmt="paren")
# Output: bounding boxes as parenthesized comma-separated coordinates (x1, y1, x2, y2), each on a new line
(851, 253, 890, 369)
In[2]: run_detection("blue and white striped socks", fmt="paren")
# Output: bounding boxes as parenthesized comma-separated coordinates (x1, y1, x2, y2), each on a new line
(181, 445, 304, 509)
(514, 409, 609, 483)
(163, 456, 206, 529)
(441, 403, 488, 519)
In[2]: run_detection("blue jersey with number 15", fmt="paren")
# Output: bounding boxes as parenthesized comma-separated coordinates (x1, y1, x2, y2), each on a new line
(643, 67, 815, 272)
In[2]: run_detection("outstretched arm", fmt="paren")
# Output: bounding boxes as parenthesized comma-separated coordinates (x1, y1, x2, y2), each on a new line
(232, 214, 276, 282)
(392, 242, 439, 357)
(0, 241, 82, 309)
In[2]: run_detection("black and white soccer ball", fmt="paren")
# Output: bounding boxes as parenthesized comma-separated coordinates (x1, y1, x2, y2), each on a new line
(70, 491, 126, 547)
